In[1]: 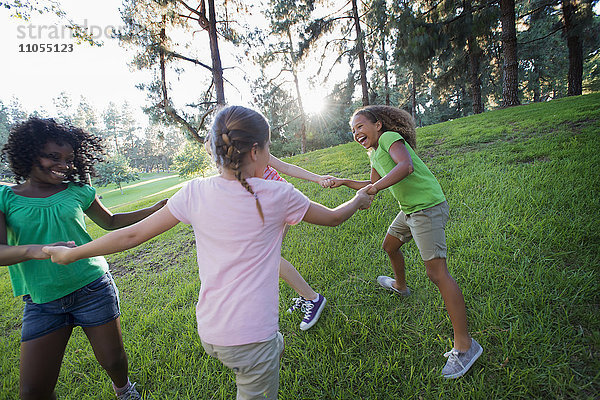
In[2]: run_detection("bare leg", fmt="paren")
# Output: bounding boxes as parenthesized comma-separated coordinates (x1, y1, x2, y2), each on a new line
(424, 258, 471, 351)
(20, 326, 73, 400)
(279, 258, 317, 301)
(83, 317, 129, 388)
(382, 234, 408, 291)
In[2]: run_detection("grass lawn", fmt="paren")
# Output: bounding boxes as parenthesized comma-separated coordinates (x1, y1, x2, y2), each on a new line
(1, 93, 599, 399)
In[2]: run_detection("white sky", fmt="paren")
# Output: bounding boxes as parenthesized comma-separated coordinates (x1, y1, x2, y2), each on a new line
(1, 1, 152, 119)
(0, 0, 334, 124)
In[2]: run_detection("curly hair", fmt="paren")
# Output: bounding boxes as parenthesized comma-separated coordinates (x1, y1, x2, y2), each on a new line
(1, 117, 105, 184)
(209, 106, 270, 222)
(351, 105, 417, 149)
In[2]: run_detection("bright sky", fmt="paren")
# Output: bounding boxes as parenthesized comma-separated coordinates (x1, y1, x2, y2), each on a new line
(0, 0, 332, 124)
(0, 1, 153, 120)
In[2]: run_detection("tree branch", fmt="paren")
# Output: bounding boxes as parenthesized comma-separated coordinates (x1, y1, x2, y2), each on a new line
(519, 25, 562, 45)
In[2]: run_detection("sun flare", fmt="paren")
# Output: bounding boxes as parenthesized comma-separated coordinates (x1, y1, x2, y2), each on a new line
(303, 91, 327, 115)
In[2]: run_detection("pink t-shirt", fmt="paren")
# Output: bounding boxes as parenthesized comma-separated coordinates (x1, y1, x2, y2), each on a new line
(167, 175, 310, 346)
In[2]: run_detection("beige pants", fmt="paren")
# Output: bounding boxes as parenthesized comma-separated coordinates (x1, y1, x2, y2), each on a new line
(387, 201, 450, 261)
(201, 332, 284, 400)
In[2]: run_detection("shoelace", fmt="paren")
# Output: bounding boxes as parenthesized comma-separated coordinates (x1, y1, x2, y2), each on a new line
(288, 297, 305, 312)
(301, 301, 314, 319)
(117, 382, 139, 400)
(443, 349, 465, 369)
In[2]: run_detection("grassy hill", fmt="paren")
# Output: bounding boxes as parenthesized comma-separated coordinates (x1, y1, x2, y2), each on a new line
(1, 93, 598, 399)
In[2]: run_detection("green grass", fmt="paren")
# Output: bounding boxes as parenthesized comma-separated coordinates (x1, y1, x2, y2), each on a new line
(92, 172, 187, 209)
(1, 93, 599, 399)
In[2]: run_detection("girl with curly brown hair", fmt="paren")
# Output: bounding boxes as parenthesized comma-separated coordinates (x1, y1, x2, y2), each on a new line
(329, 105, 483, 379)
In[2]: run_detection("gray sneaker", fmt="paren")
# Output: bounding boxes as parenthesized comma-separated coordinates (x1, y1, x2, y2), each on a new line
(441, 338, 483, 379)
(377, 276, 411, 297)
(116, 382, 142, 400)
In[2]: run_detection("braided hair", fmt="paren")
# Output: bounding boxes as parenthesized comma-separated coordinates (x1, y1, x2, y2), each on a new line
(351, 105, 417, 150)
(1, 117, 104, 184)
(209, 106, 270, 222)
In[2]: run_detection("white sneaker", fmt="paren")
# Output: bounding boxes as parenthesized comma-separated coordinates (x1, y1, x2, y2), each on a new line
(442, 338, 483, 379)
(377, 276, 411, 296)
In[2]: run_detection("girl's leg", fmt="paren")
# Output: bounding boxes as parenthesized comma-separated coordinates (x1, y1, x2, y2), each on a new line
(424, 258, 471, 351)
(382, 233, 409, 291)
(20, 325, 73, 400)
(83, 317, 129, 388)
(279, 257, 317, 301)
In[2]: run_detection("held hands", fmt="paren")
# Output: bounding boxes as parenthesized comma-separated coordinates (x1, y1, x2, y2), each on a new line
(327, 177, 345, 188)
(27, 241, 76, 260)
(42, 244, 77, 265)
(317, 175, 337, 188)
(355, 185, 375, 210)
(366, 185, 379, 195)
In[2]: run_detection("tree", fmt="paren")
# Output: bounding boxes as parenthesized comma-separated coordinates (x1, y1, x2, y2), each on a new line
(116, 0, 249, 143)
(172, 140, 212, 177)
(102, 102, 123, 155)
(518, 0, 567, 102)
(364, 0, 392, 105)
(52, 91, 74, 123)
(261, 0, 320, 153)
(500, 0, 521, 107)
(73, 96, 102, 137)
(94, 154, 139, 194)
(351, 0, 369, 106)
(560, 0, 597, 96)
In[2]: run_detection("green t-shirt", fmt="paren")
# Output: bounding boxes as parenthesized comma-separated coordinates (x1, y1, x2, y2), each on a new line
(370, 131, 446, 214)
(0, 183, 108, 303)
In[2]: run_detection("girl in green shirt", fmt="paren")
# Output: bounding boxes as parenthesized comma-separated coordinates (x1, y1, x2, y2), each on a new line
(0, 118, 165, 399)
(330, 105, 482, 379)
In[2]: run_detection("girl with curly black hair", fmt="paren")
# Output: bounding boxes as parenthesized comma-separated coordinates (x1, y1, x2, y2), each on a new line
(0, 117, 166, 399)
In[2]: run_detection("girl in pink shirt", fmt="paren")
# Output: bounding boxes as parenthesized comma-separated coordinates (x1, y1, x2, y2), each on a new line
(44, 106, 373, 400)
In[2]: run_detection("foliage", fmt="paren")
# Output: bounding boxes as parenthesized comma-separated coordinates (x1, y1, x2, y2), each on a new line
(172, 140, 212, 178)
(2, 93, 599, 399)
(94, 154, 139, 194)
(584, 50, 600, 91)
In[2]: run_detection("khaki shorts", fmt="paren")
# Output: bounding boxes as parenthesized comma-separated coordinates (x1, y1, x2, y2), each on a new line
(201, 332, 284, 400)
(387, 201, 450, 261)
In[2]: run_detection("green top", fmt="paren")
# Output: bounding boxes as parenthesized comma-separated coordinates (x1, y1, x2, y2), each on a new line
(0, 183, 108, 303)
(370, 131, 446, 215)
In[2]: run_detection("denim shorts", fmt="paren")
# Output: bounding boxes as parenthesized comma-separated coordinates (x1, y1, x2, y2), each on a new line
(21, 272, 121, 342)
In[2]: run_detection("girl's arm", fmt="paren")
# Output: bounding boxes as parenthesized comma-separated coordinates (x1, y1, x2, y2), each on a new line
(0, 211, 74, 265)
(329, 141, 412, 195)
(85, 197, 168, 231)
(367, 141, 414, 195)
(328, 168, 382, 190)
(43, 206, 179, 265)
(302, 185, 373, 227)
(269, 155, 335, 188)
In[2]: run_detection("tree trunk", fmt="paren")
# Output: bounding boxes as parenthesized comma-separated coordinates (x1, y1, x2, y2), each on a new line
(287, 29, 307, 154)
(351, 0, 369, 106)
(500, 0, 520, 107)
(411, 72, 417, 121)
(561, 0, 583, 96)
(381, 35, 390, 106)
(465, 0, 483, 114)
(208, 0, 225, 104)
(533, 59, 541, 102)
(467, 36, 483, 114)
(158, 14, 203, 141)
